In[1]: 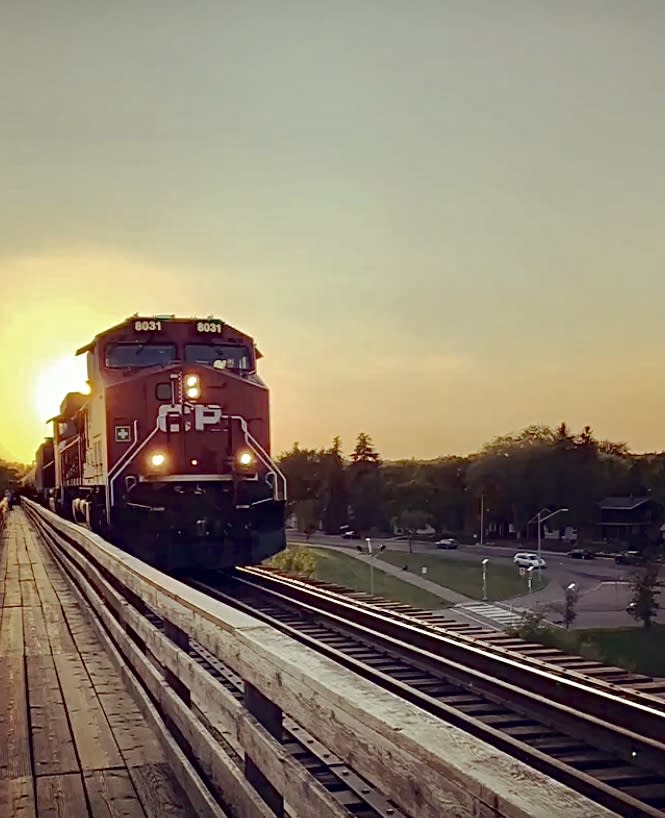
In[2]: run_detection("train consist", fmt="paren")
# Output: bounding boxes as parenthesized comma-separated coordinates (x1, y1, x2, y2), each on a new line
(23, 315, 286, 571)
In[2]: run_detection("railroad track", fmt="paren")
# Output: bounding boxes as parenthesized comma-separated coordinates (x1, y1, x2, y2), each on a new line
(187, 566, 665, 818)
(246, 568, 665, 702)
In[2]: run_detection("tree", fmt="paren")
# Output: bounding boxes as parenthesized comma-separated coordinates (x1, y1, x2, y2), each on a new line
(0, 460, 24, 496)
(628, 562, 662, 630)
(398, 509, 430, 553)
(268, 545, 318, 578)
(348, 433, 385, 535)
(321, 437, 348, 534)
(277, 443, 325, 531)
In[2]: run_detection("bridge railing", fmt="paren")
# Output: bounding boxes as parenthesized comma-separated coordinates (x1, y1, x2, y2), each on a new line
(20, 498, 614, 818)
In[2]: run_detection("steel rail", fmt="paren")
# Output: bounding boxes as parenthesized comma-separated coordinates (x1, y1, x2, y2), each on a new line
(243, 566, 665, 711)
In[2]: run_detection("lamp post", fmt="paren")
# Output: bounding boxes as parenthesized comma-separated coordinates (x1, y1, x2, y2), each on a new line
(565, 583, 577, 629)
(529, 507, 569, 581)
(481, 558, 488, 601)
(527, 564, 534, 598)
(358, 538, 385, 596)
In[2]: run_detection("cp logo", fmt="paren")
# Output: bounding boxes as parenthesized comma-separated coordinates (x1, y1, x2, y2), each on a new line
(157, 404, 223, 432)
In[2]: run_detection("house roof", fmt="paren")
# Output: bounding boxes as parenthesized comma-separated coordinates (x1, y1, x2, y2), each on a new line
(598, 496, 651, 511)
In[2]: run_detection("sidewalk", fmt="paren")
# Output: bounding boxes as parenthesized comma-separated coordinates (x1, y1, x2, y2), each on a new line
(309, 543, 477, 605)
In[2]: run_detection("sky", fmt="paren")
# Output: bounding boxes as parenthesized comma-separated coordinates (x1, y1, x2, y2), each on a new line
(2, 2, 665, 464)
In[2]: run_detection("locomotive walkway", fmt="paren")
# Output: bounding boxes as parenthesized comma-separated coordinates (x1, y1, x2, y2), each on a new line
(0, 509, 195, 818)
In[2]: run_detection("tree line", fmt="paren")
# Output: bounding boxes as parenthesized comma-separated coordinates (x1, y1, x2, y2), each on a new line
(278, 423, 665, 548)
(0, 459, 25, 497)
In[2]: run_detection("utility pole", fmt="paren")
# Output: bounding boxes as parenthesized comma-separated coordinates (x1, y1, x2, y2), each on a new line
(480, 494, 484, 546)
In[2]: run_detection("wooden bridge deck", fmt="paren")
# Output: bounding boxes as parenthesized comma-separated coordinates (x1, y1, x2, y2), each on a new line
(0, 508, 197, 818)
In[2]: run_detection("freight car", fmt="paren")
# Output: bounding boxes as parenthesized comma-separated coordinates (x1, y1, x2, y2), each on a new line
(27, 315, 287, 572)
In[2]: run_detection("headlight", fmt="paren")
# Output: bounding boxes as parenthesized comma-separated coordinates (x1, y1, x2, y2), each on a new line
(150, 453, 167, 467)
(237, 450, 255, 467)
(185, 374, 200, 399)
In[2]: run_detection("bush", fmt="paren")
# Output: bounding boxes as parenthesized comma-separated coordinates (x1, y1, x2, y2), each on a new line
(267, 545, 318, 578)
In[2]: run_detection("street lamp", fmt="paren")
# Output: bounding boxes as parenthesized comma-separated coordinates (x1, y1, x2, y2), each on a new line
(529, 507, 569, 579)
(481, 558, 488, 601)
(357, 538, 385, 596)
(527, 564, 534, 598)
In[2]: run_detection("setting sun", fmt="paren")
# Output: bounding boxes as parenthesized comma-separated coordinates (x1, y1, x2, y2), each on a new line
(33, 355, 89, 426)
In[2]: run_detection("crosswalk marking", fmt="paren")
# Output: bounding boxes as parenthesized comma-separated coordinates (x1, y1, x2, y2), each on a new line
(455, 602, 525, 629)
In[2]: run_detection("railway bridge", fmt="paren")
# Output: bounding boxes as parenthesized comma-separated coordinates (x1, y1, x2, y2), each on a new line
(2, 500, 664, 818)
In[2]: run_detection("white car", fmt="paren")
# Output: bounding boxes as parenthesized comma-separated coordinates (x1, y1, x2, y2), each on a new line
(513, 552, 546, 569)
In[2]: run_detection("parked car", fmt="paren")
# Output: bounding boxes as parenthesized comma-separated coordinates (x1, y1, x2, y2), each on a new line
(566, 549, 595, 560)
(513, 552, 547, 569)
(435, 538, 458, 549)
(341, 530, 361, 540)
(614, 550, 645, 566)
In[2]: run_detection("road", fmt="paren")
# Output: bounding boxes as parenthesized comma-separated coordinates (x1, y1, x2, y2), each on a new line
(289, 531, 661, 629)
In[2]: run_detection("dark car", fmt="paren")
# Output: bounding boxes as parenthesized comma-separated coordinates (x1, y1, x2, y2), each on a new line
(566, 549, 595, 560)
(435, 538, 458, 549)
(615, 550, 645, 566)
(341, 530, 361, 540)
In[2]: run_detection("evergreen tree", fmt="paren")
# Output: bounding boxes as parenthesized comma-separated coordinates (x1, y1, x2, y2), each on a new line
(321, 436, 348, 533)
(348, 433, 385, 534)
(350, 432, 381, 465)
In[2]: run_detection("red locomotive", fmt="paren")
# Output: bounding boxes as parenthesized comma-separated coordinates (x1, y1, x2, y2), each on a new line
(26, 315, 286, 571)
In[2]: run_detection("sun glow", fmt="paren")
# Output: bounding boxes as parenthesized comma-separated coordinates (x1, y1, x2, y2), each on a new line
(34, 356, 90, 424)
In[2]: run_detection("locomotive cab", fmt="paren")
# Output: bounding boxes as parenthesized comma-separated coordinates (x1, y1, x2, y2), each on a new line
(46, 315, 286, 572)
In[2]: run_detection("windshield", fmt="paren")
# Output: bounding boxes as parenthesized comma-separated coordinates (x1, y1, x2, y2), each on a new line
(105, 343, 177, 368)
(185, 343, 252, 371)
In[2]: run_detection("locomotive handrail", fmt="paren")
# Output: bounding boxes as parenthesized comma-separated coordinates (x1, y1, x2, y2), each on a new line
(20, 498, 617, 818)
(231, 413, 287, 502)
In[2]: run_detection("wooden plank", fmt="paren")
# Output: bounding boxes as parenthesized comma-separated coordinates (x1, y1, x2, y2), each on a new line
(26, 656, 79, 777)
(23, 605, 52, 656)
(19, 563, 34, 582)
(34, 581, 60, 605)
(237, 714, 350, 818)
(42, 603, 77, 654)
(60, 602, 105, 654)
(0, 656, 32, 779)
(128, 764, 193, 818)
(96, 692, 166, 769)
(53, 654, 124, 772)
(0, 606, 25, 655)
(20, 580, 41, 607)
(3, 578, 22, 607)
(50, 550, 226, 818)
(84, 769, 146, 818)
(36, 773, 89, 818)
(0, 776, 36, 818)
(81, 652, 167, 768)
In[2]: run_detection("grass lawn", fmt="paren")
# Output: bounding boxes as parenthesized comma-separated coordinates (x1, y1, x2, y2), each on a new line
(307, 547, 446, 610)
(377, 551, 547, 601)
(575, 625, 665, 677)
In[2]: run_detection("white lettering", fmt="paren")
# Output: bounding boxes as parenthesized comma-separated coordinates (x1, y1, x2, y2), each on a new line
(134, 319, 162, 331)
(194, 405, 222, 430)
(157, 403, 223, 433)
(196, 320, 222, 333)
